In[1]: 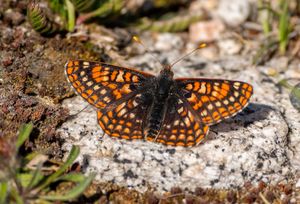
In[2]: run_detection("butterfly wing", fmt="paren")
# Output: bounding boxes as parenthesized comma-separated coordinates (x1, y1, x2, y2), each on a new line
(97, 93, 152, 140)
(176, 78, 253, 125)
(65, 60, 154, 111)
(150, 96, 209, 147)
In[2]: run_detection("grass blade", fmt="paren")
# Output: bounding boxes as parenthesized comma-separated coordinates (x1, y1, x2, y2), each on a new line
(27, 162, 44, 190)
(10, 186, 24, 204)
(290, 83, 300, 111)
(39, 173, 95, 201)
(36, 145, 80, 191)
(54, 173, 86, 183)
(16, 123, 33, 149)
(0, 182, 8, 204)
(278, 0, 289, 55)
(65, 0, 75, 31)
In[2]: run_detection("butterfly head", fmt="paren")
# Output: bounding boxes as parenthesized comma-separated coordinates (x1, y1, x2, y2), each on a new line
(160, 64, 174, 78)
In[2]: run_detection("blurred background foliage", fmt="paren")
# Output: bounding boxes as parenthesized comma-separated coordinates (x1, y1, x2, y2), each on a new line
(26, 0, 300, 57)
(27, 0, 203, 34)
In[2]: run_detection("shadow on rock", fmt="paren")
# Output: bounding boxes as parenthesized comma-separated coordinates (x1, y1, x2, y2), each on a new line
(210, 103, 274, 133)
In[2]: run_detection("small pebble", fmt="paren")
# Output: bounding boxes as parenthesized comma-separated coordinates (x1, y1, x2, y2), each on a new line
(217, 0, 250, 27)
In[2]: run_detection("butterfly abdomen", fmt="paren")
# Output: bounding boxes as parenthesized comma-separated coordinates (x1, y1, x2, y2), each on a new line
(145, 101, 166, 138)
(144, 73, 174, 139)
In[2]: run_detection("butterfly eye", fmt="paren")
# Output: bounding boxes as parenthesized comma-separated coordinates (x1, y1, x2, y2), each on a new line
(184, 92, 192, 98)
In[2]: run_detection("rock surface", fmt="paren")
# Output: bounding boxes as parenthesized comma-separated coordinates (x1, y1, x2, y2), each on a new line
(58, 34, 300, 192)
(217, 0, 250, 27)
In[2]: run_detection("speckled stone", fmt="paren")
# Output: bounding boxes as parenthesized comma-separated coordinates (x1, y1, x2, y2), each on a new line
(58, 33, 300, 193)
(59, 95, 293, 192)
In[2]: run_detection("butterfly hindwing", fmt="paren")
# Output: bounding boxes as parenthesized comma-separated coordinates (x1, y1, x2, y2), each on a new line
(176, 79, 253, 125)
(65, 60, 154, 110)
(151, 97, 209, 147)
(97, 94, 150, 140)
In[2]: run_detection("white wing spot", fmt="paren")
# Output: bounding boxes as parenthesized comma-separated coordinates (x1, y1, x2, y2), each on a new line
(94, 85, 101, 90)
(100, 89, 107, 95)
(129, 113, 135, 119)
(178, 107, 184, 113)
(117, 108, 127, 117)
(133, 100, 138, 107)
(184, 117, 191, 126)
(201, 110, 208, 116)
(116, 71, 124, 82)
(234, 91, 239, 97)
(215, 101, 221, 107)
(234, 82, 241, 89)
(86, 81, 93, 87)
(212, 91, 218, 97)
(103, 96, 111, 103)
(199, 83, 206, 93)
(207, 104, 213, 110)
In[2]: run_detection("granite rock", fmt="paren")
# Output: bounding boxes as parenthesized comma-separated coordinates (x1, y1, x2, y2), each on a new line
(58, 33, 299, 192)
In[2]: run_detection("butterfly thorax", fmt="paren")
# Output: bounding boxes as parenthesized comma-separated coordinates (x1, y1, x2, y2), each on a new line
(143, 67, 175, 139)
(157, 67, 174, 98)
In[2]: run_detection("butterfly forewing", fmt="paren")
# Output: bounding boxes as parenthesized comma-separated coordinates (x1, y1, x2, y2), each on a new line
(65, 60, 154, 111)
(176, 79, 253, 125)
(153, 97, 209, 147)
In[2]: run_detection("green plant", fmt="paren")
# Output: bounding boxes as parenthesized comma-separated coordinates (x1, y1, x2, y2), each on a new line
(27, 1, 64, 36)
(278, 0, 290, 55)
(258, 0, 272, 35)
(0, 123, 95, 203)
(134, 12, 203, 32)
(258, 0, 292, 55)
(279, 80, 300, 111)
(27, 0, 198, 35)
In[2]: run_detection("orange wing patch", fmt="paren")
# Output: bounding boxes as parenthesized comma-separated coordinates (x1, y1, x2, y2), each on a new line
(150, 99, 209, 147)
(97, 94, 147, 140)
(65, 60, 154, 110)
(177, 79, 253, 125)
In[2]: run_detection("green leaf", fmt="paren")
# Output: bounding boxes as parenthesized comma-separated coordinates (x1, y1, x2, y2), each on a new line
(16, 123, 33, 149)
(65, 0, 75, 31)
(36, 146, 80, 190)
(39, 173, 95, 201)
(134, 12, 203, 32)
(278, 0, 290, 55)
(27, 163, 44, 190)
(10, 186, 24, 204)
(71, 0, 100, 13)
(0, 182, 8, 204)
(23, 152, 42, 166)
(76, 0, 124, 24)
(17, 170, 44, 189)
(278, 79, 293, 90)
(290, 83, 300, 111)
(55, 173, 86, 183)
(27, 2, 62, 36)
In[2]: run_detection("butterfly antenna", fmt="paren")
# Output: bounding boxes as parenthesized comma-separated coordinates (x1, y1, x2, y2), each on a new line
(133, 36, 164, 67)
(170, 43, 207, 68)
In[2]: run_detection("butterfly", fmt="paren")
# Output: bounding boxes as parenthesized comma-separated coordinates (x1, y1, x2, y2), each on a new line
(65, 57, 253, 147)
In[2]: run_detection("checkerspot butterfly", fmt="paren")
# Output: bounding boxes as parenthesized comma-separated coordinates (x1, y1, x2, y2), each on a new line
(65, 40, 253, 147)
